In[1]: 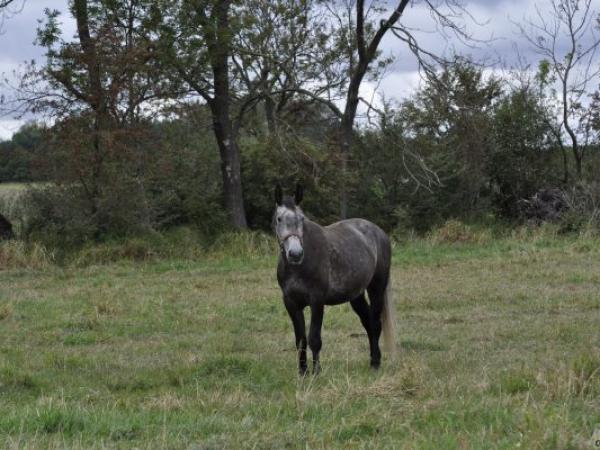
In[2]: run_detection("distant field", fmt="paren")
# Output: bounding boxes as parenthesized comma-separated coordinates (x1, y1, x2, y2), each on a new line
(1, 237, 599, 448)
(0, 182, 28, 200)
(0, 183, 29, 191)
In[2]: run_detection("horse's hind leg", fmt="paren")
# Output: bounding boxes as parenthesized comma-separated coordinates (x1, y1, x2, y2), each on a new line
(366, 283, 385, 369)
(350, 293, 374, 362)
(284, 298, 307, 375)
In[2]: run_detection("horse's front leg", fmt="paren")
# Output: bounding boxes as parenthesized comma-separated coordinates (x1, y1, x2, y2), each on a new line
(284, 298, 307, 375)
(308, 304, 324, 374)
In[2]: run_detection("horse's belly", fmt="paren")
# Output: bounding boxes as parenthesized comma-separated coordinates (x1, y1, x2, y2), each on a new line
(323, 292, 359, 306)
(324, 268, 372, 305)
(324, 246, 375, 304)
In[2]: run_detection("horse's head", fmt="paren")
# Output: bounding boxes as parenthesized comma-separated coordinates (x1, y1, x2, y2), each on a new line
(273, 183, 305, 265)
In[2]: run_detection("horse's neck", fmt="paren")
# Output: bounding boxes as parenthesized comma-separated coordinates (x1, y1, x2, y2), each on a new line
(304, 219, 325, 245)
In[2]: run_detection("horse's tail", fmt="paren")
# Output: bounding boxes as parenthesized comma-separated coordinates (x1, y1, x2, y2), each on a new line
(381, 273, 397, 356)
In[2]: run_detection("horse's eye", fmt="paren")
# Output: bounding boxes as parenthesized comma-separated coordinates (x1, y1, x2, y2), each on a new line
(277, 217, 281, 223)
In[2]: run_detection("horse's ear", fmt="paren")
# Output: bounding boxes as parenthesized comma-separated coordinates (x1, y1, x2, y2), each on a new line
(295, 183, 303, 205)
(275, 183, 283, 206)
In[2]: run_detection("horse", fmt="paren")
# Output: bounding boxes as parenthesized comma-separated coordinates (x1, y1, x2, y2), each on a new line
(273, 184, 396, 375)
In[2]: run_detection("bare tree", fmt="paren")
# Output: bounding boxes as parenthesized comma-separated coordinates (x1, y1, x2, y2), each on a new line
(518, 0, 600, 179)
(0, 0, 24, 31)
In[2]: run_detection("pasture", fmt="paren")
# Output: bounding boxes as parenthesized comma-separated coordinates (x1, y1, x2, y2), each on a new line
(0, 183, 27, 209)
(1, 233, 599, 448)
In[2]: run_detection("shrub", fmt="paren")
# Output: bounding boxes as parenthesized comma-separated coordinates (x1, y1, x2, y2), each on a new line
(241, 134, 341, 230)
(428, 220, 491, 244)
(559, 182, 600, 233)
(0, 240, 53, 270)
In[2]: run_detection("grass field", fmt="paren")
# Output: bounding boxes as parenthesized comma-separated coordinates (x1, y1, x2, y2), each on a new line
(0, 183, 29, 193)
(0, 182, 28, 208)
(1, 234, 600, 449)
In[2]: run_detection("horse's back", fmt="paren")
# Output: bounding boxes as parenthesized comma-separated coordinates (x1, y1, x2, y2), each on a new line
(322, 218, 391, 302)
(325, 218, 390, 264)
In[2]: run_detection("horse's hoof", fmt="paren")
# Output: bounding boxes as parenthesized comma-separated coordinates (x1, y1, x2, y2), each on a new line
(370, 361, 381, 370)
(299, 367, 308, 377)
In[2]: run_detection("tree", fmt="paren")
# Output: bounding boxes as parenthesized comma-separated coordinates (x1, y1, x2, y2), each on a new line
(397, 60, 501, 221)
(0, 122, 45, 182)
(519, 0, 600, 180)
(273, 0, 482, 218)
(50, 0, 160, 220)
(2, 0, 168, 238)
(231, 0, 334, 137)
(158, 0, 249, 229)
(490, 86, 557, 217)
(307, 0, 411, 218)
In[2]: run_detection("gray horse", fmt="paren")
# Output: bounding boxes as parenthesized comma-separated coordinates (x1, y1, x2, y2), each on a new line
(273, 184, 396, 374)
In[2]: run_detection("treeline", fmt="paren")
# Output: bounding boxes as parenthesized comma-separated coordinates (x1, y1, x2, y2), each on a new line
(0, 0, 599, 245)
(0, 123, 45, 182)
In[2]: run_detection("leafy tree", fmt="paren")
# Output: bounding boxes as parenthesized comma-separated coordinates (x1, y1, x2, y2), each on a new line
(489, 87, 558, 217)
(157, 0, 250, 229)
(0, 122, 45, 182)
(7, 0, 171, 239)
(397, 60, 502, 223)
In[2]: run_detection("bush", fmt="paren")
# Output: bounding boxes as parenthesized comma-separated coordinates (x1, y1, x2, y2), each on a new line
(489, 89, 559, 218)
(559, 182, 600, 233)
(241, 134, 341, 230)
(428, 220, 491, 244)
(0, 240, 53, 270)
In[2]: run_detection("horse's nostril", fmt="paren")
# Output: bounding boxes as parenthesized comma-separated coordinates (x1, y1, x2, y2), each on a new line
(288, 248, 304, 262)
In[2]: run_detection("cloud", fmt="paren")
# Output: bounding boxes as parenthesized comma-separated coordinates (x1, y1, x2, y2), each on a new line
(0, 118, 24, 140)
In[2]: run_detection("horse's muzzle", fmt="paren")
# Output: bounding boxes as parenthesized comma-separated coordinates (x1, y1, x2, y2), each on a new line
(281, 234, 304, 265)
(287, 247, 304, 265)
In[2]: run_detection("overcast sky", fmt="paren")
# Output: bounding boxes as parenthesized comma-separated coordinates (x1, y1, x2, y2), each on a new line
(0, 0, 599, 140)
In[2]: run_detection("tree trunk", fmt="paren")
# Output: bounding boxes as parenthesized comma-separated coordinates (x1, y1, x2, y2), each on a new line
(573, 146, 582, 179)
(338, 63, 365, 219)
(336, 0, 409, 218)
(209, 0, 247, 229)
(74, 0, 106, 222)
(560, 144, 569, 185)
(211, 106, 248, 229)
(265, 96, 277, 135)
(338, 115, 354, 219)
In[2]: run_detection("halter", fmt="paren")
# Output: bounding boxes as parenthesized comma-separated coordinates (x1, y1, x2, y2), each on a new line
(278, 232, 303, 253)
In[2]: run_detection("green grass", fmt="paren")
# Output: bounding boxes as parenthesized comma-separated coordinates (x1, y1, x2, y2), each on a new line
(0, 182, 29, 193)
(1, 235, 600, 448)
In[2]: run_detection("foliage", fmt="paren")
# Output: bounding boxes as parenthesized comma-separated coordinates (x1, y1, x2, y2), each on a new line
(241, 133, 341, 230)
(559, 182, 600, 233)
(0, 122, 46, 182)
(489, 87, 559, 217)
